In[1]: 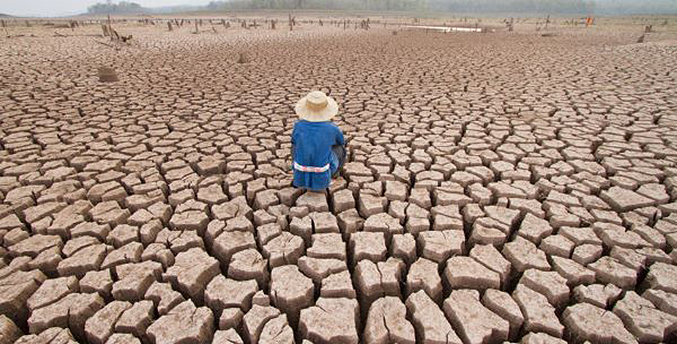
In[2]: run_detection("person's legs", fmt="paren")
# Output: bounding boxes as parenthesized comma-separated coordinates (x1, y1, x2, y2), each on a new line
(337, 145, 346, 168)
(330, 145, 345, 178)
(329, 150, 339, 178)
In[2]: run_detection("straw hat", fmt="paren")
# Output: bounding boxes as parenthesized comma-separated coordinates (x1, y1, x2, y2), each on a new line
(295, 91, 339, 122)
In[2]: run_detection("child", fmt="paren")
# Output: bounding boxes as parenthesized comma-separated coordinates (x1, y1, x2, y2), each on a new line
(291, 91, 346, 191)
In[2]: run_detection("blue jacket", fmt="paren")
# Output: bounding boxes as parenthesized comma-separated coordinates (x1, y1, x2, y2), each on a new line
(291, 120, 345, 191)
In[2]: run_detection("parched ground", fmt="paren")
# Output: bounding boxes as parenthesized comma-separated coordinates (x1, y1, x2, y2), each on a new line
(1, 16, 677, 344)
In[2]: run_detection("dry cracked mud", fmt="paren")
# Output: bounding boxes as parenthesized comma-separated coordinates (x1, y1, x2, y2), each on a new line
(1, 13, 677, 344)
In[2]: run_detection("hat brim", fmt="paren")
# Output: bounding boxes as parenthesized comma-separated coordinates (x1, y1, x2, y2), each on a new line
(295, 95, 339, 122)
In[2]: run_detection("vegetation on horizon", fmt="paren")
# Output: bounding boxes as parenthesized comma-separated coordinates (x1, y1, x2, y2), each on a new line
(206, 0, 677, 14)
(205, 0, 592, 13)
(86, 0, 677, 15)
(87, 1, 147, 14)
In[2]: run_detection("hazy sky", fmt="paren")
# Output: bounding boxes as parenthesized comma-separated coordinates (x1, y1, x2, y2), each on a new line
(1, 0, 212, 17)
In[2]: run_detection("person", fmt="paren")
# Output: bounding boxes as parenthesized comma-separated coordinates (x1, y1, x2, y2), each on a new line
(291, 91, 346, 192)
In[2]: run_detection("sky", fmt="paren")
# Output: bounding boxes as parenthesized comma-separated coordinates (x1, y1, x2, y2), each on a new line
(0, 0, 212, 17)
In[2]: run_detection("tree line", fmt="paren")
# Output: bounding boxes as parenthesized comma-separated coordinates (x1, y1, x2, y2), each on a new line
(428, 0, 595, 14)
(206, 0, 677, 14)
(87, 0, 677, 15)
(87, 1, 146, 14)
(205, 0, 428, 11)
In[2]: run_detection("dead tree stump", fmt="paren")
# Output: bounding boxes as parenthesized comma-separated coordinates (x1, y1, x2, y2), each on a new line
(289, 14, 296, 31)
(110, 27, 119, 40)
(98, 67, 118, 82)
(237, 52, 250, 64)
(168, 22, 173, 31)
(637, 34, 645, 43)
(102, 24, 110, 37)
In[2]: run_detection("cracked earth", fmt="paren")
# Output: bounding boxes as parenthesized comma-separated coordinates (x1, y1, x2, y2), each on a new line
(1, 15, 677, 344)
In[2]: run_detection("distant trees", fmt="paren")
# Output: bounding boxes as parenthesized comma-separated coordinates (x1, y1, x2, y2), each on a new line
(431, 0, 677, 15)
(87, 1, 146, 14)
(205, 0, 427, 11)
(593, 0, 677, 15)
(427, 0, 594, 14)
(202, 0, 594, 13)
(91, 0, 677, 15)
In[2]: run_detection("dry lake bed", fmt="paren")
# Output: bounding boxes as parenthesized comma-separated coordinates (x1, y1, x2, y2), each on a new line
(1, 13, 677, 344)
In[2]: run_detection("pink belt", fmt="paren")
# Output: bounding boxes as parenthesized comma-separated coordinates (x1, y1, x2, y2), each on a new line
(294, 161, 330, 173)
